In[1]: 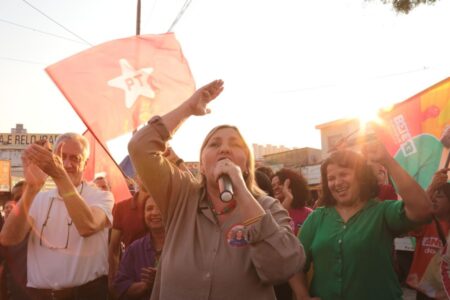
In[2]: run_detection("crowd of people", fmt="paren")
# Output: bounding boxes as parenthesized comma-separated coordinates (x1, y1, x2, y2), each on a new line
(0, 79, 448, 300)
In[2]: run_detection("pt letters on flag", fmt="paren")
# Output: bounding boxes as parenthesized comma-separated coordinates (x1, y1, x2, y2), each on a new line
(46, 33, 195, 201)
(377, 77, 450, 189)
(46, 33, 195, 143)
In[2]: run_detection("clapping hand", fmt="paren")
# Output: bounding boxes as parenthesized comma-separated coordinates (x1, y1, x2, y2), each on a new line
(282, 178, 294, 207)
(141, 267, 157, 289)
(22, 155, 47, 190)
(21, 140, 54, 189)
(24, 140, 66, 179)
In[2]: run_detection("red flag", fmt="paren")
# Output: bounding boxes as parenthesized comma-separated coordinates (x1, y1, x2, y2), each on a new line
(377, 77, 450, 189)
(45, 33, 195, 144)
(83, 130, 131, 203)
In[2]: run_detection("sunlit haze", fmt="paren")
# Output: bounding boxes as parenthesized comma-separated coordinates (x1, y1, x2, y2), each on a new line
(1, 0, 449, 162)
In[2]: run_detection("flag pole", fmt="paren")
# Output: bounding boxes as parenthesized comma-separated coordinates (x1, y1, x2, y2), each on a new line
(134, 0, 141, 138)
(136, 0, 141, 35)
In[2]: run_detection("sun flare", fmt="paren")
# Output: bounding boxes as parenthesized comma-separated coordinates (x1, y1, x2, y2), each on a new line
(355, 103, 390, 134)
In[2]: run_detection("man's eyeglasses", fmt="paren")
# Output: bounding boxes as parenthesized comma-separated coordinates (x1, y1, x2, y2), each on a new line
(39, 197, 73, 250)
(39, 183, 84, 250)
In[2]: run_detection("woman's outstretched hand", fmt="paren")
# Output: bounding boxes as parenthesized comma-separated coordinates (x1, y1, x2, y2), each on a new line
(362, 140, 392, 167)
(187, 80, 224, 116)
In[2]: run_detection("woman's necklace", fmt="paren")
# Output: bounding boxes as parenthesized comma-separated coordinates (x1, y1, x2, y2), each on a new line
(210, 199, 237, 215)
(151, 234, 164, 267)
(154, 249, 162, 267)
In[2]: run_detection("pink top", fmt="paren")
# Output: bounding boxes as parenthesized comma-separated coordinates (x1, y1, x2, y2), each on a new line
(288, 206, 313, 236)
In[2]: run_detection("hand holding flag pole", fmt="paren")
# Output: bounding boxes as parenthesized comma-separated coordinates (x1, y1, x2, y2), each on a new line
(445, 151, 450, 169)
(441, 126, 450, 168)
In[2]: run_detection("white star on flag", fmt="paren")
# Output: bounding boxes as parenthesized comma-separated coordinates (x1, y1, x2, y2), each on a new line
(108, 59, 155, 108)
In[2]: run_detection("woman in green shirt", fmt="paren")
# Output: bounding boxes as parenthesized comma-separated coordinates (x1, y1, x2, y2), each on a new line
(293, 142, 432, 300)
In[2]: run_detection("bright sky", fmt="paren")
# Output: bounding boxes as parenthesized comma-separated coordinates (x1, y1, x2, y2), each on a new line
(1, 0, 449, 162)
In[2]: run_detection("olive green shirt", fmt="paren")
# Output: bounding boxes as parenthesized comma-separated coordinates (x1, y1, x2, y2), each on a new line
(300, 199, 419, 300)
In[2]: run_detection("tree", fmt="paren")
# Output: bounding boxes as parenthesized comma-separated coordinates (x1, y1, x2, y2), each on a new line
(377, 0, 438, 14)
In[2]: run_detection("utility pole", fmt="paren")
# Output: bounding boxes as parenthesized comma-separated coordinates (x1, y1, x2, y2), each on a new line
(136, 0, 141, 35)
(132, 0, 141, 138)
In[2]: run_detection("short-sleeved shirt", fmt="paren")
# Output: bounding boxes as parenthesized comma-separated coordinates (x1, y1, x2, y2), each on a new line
(112, 234, 156, 300)
(27, 182, 114, 289)
(407, 220, 450, 293)
(299, 199, 420, 300)
(112, 192, 147, 248)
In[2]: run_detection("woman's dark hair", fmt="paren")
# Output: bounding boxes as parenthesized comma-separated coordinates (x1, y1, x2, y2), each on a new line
(274, 168, 311, 209)
(12, 180, 26, 201)
(320, 150, 379, 207)
(256, 166, 274, 179)
(255, 170, 274, 197)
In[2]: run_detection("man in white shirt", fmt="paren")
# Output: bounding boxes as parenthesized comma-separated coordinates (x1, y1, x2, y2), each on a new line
(1, 133, 114, 300)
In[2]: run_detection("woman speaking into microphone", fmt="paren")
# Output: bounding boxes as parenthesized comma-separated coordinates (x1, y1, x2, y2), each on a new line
(128, 80, 304, 300)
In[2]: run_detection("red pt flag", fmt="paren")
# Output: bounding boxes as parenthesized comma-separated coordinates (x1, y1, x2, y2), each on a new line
(83, 130, 131, 203)
(46, 33, 195, 143)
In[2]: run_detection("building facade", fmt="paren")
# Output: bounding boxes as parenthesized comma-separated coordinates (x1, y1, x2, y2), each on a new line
(252, 143, 292, 161)
(0, 124, 60, 197)
(261, 147, 322, 185)
(315, 118, 377, 157)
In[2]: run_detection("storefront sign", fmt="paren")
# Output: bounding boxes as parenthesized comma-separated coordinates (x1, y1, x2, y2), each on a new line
(0, 134, 59, 146)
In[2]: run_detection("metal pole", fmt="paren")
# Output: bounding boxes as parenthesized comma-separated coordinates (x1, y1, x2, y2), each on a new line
(136, 0, 141, 35)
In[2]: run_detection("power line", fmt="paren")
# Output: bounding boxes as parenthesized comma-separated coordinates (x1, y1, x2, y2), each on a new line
(167, 0, 193, 32)
(371, 66, 430, 80)
(142, 0, 159, 29)
(21, 0, 92, 46)
(274, 66, 433, 94)
(0, 18, 88, 45)
(0, 56, 47, 65)
(149, 0, 159, 24)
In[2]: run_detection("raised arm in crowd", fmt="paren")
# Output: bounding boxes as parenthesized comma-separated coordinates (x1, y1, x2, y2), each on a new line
(128, 80, 305, 300)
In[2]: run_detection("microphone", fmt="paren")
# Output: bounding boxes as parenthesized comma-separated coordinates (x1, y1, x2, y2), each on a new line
(218, 174, 234, 202)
